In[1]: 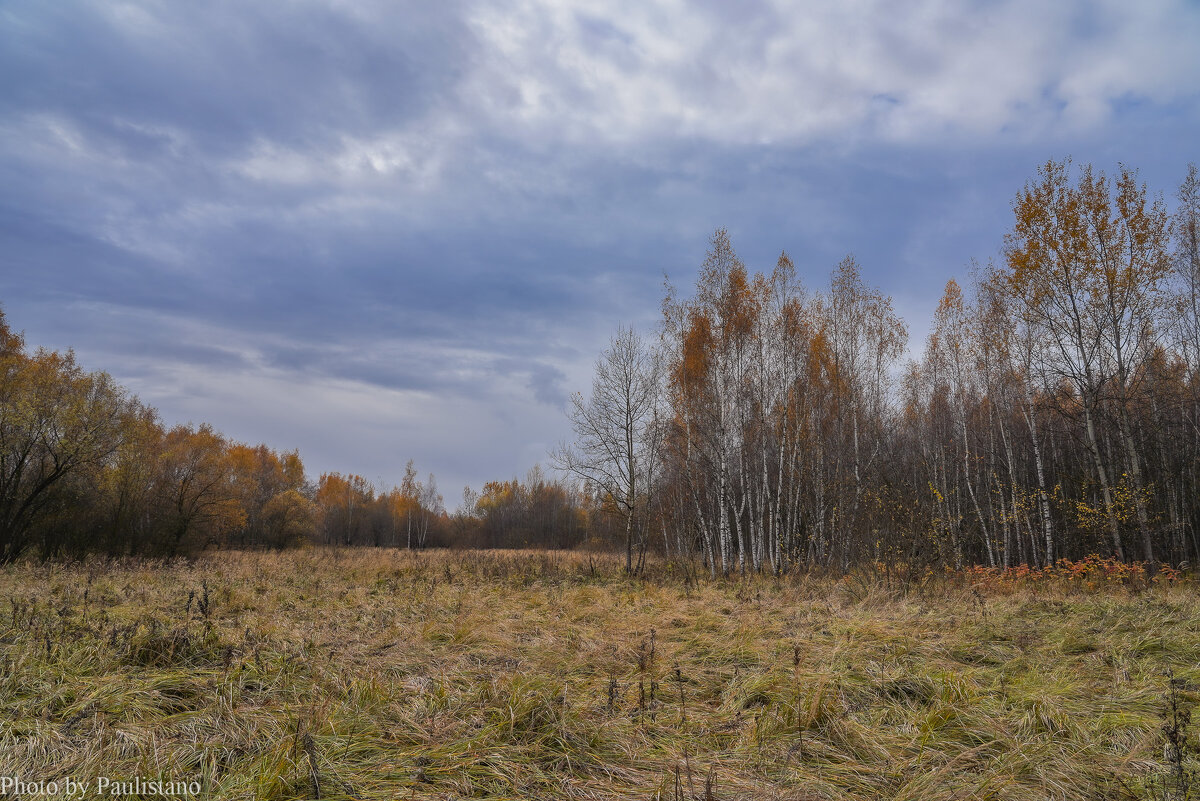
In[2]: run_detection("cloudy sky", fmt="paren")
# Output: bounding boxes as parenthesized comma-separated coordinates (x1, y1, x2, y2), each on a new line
(2, 0, 1198, 504)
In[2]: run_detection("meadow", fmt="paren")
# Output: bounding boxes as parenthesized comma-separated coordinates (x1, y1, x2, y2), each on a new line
(1, 549, 1198, 800)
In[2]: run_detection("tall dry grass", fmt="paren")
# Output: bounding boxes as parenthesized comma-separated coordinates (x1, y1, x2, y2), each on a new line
(1, 548, 1197, 800)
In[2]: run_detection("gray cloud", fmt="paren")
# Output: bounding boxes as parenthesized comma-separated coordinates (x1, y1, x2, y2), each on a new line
(2, 0, 1198, 499)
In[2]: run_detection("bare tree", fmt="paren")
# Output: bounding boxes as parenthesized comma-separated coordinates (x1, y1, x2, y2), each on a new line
(555, 326, 661, 572)
(416, 472, 442, 548)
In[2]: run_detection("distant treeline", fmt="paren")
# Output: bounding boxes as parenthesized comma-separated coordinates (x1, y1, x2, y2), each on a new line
(5, 159, 1200, 572)
(0, 313, 613, 560)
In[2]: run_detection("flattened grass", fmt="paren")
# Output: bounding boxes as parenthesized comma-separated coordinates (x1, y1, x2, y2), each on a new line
(1, 549, 1197, 799)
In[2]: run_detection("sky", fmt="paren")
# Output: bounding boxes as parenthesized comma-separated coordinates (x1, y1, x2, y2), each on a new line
(2, 0, 1198, 507)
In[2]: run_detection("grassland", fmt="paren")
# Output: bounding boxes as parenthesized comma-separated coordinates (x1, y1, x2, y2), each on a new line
(1, 549, 1198, 800)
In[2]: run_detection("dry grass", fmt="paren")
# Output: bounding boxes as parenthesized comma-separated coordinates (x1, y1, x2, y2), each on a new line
(2, 548, 1198, 800)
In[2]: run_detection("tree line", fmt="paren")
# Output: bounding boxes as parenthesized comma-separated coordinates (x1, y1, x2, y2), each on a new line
(559, 159, 1200, 574)
(0, 320, 447, 559)
(0, 310, 621, 560)
(5, 158, 1198, 571)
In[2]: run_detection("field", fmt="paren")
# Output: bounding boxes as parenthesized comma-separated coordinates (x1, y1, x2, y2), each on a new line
(2, 549, 1198, 800)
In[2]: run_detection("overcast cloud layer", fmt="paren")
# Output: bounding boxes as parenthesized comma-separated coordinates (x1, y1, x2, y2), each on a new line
(2, 0, 1198, 502)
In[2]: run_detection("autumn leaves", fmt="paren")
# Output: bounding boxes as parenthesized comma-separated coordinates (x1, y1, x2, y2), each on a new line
(576, 159, 1200, 572)
(3, 159, 1199, 569)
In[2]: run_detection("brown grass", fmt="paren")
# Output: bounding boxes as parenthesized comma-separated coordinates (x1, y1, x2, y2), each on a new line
(1, 548, 1198, 800)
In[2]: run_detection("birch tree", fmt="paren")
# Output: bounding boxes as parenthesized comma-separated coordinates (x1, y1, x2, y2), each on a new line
(1003, 159, 1171, 561)
(555, 325, 661, 572)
